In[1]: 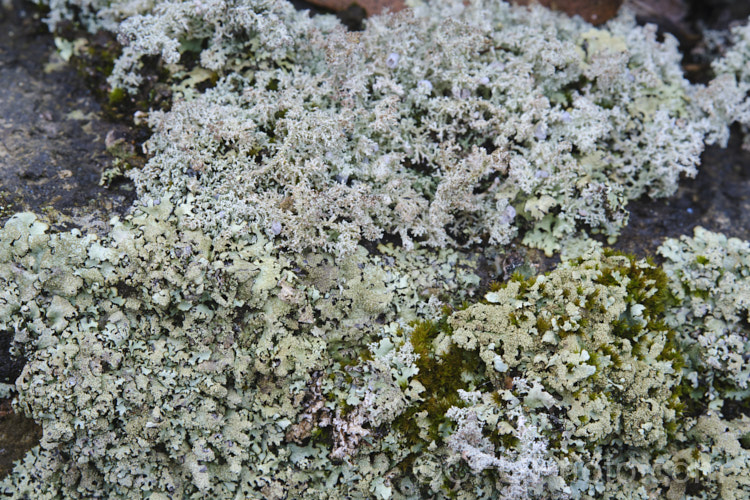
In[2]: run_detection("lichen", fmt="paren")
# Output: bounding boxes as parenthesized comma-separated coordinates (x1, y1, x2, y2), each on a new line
(3, 204, 750, 497)
(658, 227, 750, 414)
(426, 251, 683, 494)
(37, 0, 729, 255)
(2, 0, 750, 498)
(697, 16, 750, 149)
(0, 198, 486, 498)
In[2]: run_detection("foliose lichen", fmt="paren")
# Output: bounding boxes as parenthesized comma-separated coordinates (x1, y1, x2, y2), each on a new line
(0, 199, 486, 498)
(658, 227, 750, 414)
(1, 208, 749, 498)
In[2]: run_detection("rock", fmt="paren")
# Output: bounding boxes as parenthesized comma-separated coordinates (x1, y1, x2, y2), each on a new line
(513, 0, 623, 25)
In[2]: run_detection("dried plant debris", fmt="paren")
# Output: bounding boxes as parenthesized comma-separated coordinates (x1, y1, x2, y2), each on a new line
(1, 0, 749, 498)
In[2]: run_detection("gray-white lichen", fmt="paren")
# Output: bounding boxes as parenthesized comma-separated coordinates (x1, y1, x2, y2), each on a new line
(699, 18, 750, 149)
(1, 0, 750, 498)
(136, 1, 724, 256)
(39, 0, 732, 255)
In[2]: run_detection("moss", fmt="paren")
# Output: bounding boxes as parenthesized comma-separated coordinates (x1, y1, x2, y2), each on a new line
(657, 330, 686, 372)
(511, 272, 537, 298)
(108, 87, 127, 106)
(599, 344, 623, 368)
(491, 391, 504, 406)
(668, 374, 710, 423)
(508, 312, 520, 327)
(310, 426, 334, 448)
(695, 255, 710, 265)
(394, 315, 486, 445)
(536, 315, 552, 334)
(664, 420, 679, 439)
(593, 267, 619, 288)
(587, 350, 601, 371)
(611, 315, 643, 342)
(396, 453, 418, 475)
(691, 289, 711, 300)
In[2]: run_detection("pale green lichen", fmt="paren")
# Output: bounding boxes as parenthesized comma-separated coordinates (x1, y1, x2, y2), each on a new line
(0, 199, 487, 498)
(659, 227, 750, 412)
(303, 245, 746, 498)
(2, 205, 750, 497)
(451, 250, 681, 449)
(697, 15, 750, 149)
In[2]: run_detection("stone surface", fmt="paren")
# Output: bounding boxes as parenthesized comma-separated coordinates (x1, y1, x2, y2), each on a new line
(512, 0, 623, 25)
(0, 2, 135, 225)
(0, 1, 135, 479)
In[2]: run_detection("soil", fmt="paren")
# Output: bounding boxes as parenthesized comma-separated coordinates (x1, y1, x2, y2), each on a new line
(1, 0, 749, 482)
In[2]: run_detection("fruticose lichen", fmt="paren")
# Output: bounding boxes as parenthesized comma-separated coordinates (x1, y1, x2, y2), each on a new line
(2, 0, 750, 498)
(38, 0, 733, 255)
(700, 17, 750, 150)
